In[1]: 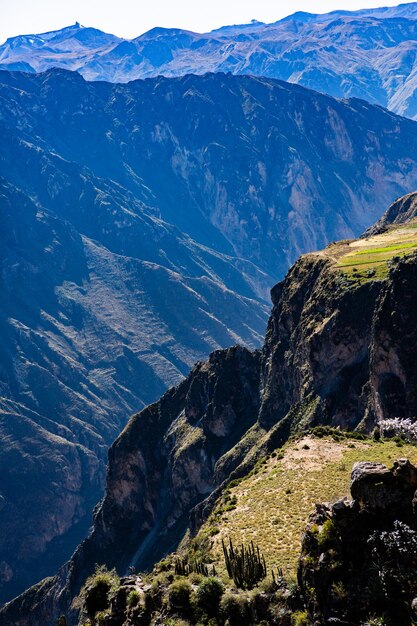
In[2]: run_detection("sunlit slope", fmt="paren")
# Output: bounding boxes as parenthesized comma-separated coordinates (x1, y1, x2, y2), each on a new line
(195, 434, 417, 577)
(312, 220, 417, 284)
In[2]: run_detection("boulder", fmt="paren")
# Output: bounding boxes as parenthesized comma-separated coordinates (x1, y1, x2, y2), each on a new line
(350, 461, 414, 513)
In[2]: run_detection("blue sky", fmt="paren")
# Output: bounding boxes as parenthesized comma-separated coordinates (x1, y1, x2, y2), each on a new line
(0, 0, 406, 42)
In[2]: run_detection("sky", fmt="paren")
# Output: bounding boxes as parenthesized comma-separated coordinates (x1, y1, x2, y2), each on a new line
(0, 0, 407, 43)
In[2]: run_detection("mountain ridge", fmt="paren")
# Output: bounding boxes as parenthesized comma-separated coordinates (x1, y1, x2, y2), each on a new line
(3, 3, 417, 117)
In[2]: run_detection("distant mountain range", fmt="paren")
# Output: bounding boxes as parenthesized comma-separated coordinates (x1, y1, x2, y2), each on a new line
(2, 67, 417, 602)
(3, 3, 417, 117)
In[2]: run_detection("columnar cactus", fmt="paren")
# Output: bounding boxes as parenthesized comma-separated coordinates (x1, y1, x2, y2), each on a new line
(222, 538, 267, 589)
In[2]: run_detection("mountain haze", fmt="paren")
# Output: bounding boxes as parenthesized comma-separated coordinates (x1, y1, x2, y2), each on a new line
(4, 3, 417, 117)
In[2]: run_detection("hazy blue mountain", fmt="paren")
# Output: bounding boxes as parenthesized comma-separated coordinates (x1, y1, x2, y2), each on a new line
(3, 4, 417, 116)
(2, 68, 417, 601)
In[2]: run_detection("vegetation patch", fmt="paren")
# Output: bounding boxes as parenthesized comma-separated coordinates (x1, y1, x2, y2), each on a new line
(331, 221, 417, 284)
(201, 436, 417, 578)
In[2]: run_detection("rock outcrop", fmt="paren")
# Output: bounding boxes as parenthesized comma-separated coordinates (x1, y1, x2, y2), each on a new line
(299, 458, 417, 625)
(365, 190, 417, 236)
(3, 211, 417, 624)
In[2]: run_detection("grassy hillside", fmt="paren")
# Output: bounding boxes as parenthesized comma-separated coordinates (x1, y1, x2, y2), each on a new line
(191, 433, 417, 579)
(313, 219, 417, 284)
(75, 432, 417, 625)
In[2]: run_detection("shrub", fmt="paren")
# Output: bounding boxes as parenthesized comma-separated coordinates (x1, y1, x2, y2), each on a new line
(188, 534, 211, 561)
(380, 418, 417, 442)
(168, 579, 193, 612)
(317, 519, 337, 551)
(220, 592, 248, 624)
(95, 611, 109, 625)
(155, 557, 172, 572)
(195, 577, 224, 615)
(331, 581, 347, 600)
(83, 566, 119, 618)
(127, 589, 141, 607)
(368, 521, 417, 600)
(291, 610, 309, 626)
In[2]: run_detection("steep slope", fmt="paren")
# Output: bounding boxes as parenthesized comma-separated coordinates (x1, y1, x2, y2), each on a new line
(69, 448, 417, 626)
(0, 72, 272, 604)
(3, 68, 417, 279)
(0, 179, 267, 604)
(366, 189, 417, 234)
(5, 4, 417, 117)
(3, 68, 417, 601)
(3, 210, 417, 625)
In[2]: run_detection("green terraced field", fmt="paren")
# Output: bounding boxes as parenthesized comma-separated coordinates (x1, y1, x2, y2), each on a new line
(332, 222, 417, 284)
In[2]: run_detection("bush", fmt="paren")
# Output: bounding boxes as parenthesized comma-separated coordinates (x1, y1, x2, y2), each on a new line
(83, 566, 119, 618)
(317, 519, 337, 551)
(291, 611, 309, 626)
(195, 577, 224, 615)
(95, 611, 109, 625)
(150, 571, 171, 599)
(127, 589, 141, 607)
(168, 579, 193, 612)
(368, 521, 417, 602)
(331, 581, 347, 601)
(220, 592, 248, 624)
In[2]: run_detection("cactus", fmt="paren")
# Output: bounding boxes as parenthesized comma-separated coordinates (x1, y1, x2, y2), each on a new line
(174, 557, 214, 577)
(271, 566, 286, 589)
(222, 538, 267, 589)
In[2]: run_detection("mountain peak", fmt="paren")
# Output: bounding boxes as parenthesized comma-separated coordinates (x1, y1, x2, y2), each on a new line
(279, 11, 317, 23)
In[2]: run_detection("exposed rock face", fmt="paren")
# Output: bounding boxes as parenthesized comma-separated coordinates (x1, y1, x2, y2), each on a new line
(3, 214, 417, 624)
(350, 459, 417, 511)
(365, 190, 417, 235)
(71, 345, 261, 586)
(0, 347, 263, 625)
(259, 255, 380, 431)
(370, 252, 417, 422)
(5, 6, 417, 118)
(299, 459, 417, 625)
(4, 68, 417, 600)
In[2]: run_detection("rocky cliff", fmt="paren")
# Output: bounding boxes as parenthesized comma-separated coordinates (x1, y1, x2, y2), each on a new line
(299, 458, 417, 625)
(3, 203, 417, 624)
(4, 68, 417, 602)
(366, 190, 417, 235)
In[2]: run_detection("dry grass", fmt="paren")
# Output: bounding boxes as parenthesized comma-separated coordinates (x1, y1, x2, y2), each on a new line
(201, 436, 417, 579)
